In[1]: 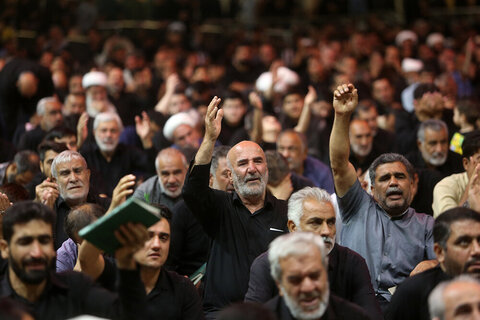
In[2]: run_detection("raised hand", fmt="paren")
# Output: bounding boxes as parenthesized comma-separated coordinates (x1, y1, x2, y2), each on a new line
(135, 111, 153, 149)
(332, 83, 358, 115)
(77, 112, 89, 148)
(249, 91, 263, 110)
(204, 96, 223, 142)
(108, 174, 136, 213)
(0, 192, 12, 214)
(35, 178, 59, 209)
(114, 222, 149, 270)
(304, 85, 317, 107)
(468, 163, 480, 212)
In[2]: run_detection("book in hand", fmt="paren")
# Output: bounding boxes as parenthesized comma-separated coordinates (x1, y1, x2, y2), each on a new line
(78, 197, 161, 254)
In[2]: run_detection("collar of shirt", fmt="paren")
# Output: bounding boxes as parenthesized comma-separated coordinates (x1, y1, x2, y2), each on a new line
(232, 190, 275, 212)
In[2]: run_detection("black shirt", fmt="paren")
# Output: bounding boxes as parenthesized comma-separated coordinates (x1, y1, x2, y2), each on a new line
(0, 269, 147, 320)
(182, 162, 288, 314)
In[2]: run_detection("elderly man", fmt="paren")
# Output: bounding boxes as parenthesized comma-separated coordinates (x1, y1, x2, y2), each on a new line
(133, 148, 187, 211)
(163, 112, 201, 150)
(330, 83, 435, 309)
(277, 130, 334, 193)
(386, 207, 480, 320)
(18, 96, 63, 152)
(183, 97, 288, 318)
(82, 71, 116, 118)
(245, 187, 382, 320)
(0, 201, 149, 320)
(428, 276, 480, 320)
(348, 119, 381, 175)
(265, 232, 370, 320)
(80, 111, 156, 197)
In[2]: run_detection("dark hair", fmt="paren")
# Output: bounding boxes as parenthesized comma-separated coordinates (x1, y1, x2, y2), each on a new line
(0, 183, 29, 203)
(0, 297, 34, 320)
(368, 153, 414, 186)
(66, 203, 104, 241)
(456, 99, 480, 126)
(2, 201, 56, 242)
(462, 130, 480, 158)
(44, 126, 76, 141)
(13, 151, 39, 176)
(265, 150, 290, 186)
(37, 140, 68, 162)
(149, 203, 173, 223)
(434, 207, 480, 249)
(217, 302, 276, 320)
(211, 146, 231, 176)
(222, 90, 245, 104)
(282, 86, 307, 102)
(413, 83, 440, 100)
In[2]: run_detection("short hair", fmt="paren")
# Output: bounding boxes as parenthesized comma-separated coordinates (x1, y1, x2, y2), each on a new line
(217, 302, 276, 320)
(433, 207, 480, 249)
(211, 146, 230, 176)
(36, 97, 59, 116)
(148, 203, 173, 224)
(66, 203, 104, 240)
(462, 130, 480, 158)
(44, 126, 76, 142)
(428, 275, 480, 320)
(37, 141, 68, 162)
(278, 129, 308, 152)
(154, 148, 188, 173)
(282, 86, 307, 102)
(265, 150, 290, 186)
(0, 183, 29, 203)
(2, 201, 56, 243)
(417, 119, 448, 142)
(368, 153, 414, 186)
(353, 100, 377, 117)
(456, 99, 480, 126)
(51, 151, 87, 179)
(269, 232, 327, 283)
(222, 90, 245, 104)
(93, 112, 124, 132)
(413, 83, 440, 100)
(13, 151, 40, 175)
(288, 187, 334, 227)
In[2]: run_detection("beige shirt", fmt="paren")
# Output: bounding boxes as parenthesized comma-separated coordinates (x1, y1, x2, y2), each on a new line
(432, 172, 468, 218)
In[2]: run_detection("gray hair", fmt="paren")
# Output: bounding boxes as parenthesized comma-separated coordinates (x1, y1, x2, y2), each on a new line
(417, 119, 448, 142)
(155, 148, 188, 173)
(93, 112, 124, 132)
(37, 97, 60, 116)
(269, 232, 328, 283)
(51, 151, 87, 179)
(428, 275, 480, 320)
(288, 187, 334, 227)
(211, 146, 231, 176)
(368, 153, 414, 186)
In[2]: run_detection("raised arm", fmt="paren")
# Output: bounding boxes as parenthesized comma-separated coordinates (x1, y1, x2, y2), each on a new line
(194, 96, 223, 165)
(294, 85, 316, 134)
(330, 84, 359, 197)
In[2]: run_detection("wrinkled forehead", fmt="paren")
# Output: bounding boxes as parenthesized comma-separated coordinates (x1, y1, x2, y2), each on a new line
(375, 161, 409, 177)
(227, 142, 265, 164)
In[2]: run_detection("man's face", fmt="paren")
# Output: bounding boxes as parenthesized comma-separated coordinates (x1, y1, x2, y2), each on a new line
(228, 142, 268, 198)
(87, 85, 107, 101)
(349, 121, 373, 158)
(168, 94, 191, 115)
(418, 128, 448, 167)
(289, 199, 336, 253)
(1, 220, 55, 285)
(283, 94, 304, 120)
(211, 157, 234, 192)
(157, 154, 187, 198)
(372, 79, 394, 106)
(94, 120, 120, 153)
(277, 133, 306, 174)
(69, 75, 83, 94)
(172, 124, 200, 149)
(371, 162, 413, 216)
(64, 94, 86, 116)
(42, 101, 63, 131)
(40, 150, 59, 178)
(414, 91, 444, 120)
(134, 219, 170, 269)
(54, 135, 77, 152)
(54, 158, 90, 205)
(463, 151, 480, 179)
(357, 107, 378, 136)
(222, 98, 246, 126)
(435, 220, 480, 279)
(442, 281, 480, 320)
(278, 247, 329, 319)
(107, 68, 124, 93)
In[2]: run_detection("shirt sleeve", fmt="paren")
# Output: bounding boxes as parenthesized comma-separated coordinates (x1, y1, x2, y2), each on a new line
(244, 252, 277, 303)
(337, 179, 369, 223)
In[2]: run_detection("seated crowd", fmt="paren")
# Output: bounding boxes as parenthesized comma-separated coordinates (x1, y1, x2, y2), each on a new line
(2, 9, 480, 320)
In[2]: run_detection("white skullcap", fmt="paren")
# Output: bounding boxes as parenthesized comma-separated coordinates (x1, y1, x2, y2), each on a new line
(163, 112, 196, 141)
(82, 71, 107, 89)
(395, 30, 418, 47)
(426, 33, 445, 48)
(255, 66, 300, 94)
(402, 58, 424, 73)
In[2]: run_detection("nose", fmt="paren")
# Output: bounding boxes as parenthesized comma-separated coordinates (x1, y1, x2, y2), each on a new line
(319, 222, 330, 237)
(30, 241, 43, 258)
(472, 240, 480, 256)
(246, 160, 256, 173)
(299, 276, 316, 293)
(151, 235, 161, 249)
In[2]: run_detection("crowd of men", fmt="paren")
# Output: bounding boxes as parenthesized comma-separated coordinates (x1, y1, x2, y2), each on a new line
(2, 5, 480, 319)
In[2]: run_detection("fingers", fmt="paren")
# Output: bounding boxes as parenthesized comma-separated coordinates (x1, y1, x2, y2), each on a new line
(115, 223, 149, 249)
(206, 96, 222, 117)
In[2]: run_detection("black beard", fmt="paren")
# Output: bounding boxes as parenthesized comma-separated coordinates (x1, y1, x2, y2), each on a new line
(9, 254, 53, 285)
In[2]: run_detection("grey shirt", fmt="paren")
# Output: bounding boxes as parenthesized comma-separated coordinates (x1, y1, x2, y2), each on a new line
(338, 180, 435, 301)
(133, 175, 182, 211)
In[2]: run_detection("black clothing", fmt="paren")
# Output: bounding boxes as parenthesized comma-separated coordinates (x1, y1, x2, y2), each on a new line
(26, 172, 47, 200)
(385, 266, 450, 320)
(0, 269, 147, 320)
(290, 172, 315, 191)
(265, 294, 371, 320)
(349, 143, 384, 175)
(373, 128, 396, 154)
(407, 150, 463, 176)
(167, 200, 211, 277)
(109, 91, 144, 127)
(218, 119, 250, 147)
(245, 244, 382, 320)
(17, 126, 46, 152)
(182, 162, 288, 315)
(80, 142, 156, 197)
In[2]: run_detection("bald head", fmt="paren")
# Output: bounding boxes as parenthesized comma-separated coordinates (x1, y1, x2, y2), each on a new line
(17, 72, 38, 98)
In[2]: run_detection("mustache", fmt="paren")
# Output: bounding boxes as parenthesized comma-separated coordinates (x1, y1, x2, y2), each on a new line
(165, 182, 180, 188)
(322, 236, 334, 245)
(23, 257, 48, 266)
(464, 258, 480, 271)
(386, 187, 403, 197)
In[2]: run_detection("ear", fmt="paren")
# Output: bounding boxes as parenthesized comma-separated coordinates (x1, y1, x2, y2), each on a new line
(209, 173, 213, 188)
(287, 220, 297, 233)
(85, 168, 91, 180)
(0, 239, 9, 259)
(276, 281, 283, 296)
(463, 157, 469, 171)
(417, 139, 422, 150)
(434, 243, 445, 264)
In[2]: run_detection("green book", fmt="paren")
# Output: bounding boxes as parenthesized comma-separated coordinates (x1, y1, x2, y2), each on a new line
(78, 197, 161, 254)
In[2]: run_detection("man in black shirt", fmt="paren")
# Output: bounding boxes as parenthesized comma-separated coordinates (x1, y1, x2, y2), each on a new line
(0, 201, 148, 320)
(183, 97, 288, 318)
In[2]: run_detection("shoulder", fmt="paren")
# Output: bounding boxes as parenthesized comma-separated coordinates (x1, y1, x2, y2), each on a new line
(329, 294, 370, 319)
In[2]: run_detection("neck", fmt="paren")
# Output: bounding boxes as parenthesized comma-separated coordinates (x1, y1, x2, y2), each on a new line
(9, 268, 46, 303)
(100, 149, 114, 162)
(239, 192, 266, 214)
(65, 196, 88, 208)
(140, 266, 161, 295)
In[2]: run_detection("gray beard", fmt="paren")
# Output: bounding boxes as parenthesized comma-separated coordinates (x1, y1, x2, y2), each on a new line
(280, 285, 330, 320)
